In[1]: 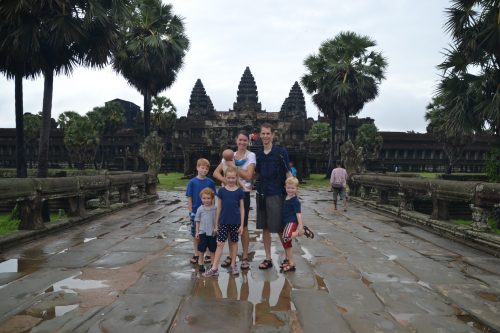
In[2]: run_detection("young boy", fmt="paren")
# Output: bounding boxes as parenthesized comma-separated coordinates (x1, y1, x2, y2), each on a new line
(204, 166, 245, 277)
(195, 188, 217, 273)
(279, 177, 314, 272)
(186, 158, 216, 265)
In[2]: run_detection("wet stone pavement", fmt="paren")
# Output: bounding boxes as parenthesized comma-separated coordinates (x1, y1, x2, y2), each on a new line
(0, 189, 500, 332)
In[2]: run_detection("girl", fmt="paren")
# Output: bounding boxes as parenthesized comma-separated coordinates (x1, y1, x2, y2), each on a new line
(204, 166, 245, 277)
(195, 188, 217, 273)
(213, 130, 256, 270)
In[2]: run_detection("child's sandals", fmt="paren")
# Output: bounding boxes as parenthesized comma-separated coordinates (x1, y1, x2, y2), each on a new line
(190, 255, 199, 264)
(221, 256, 232, 268)
(303, 226, 314, 239)
(279, 259, 289, 268)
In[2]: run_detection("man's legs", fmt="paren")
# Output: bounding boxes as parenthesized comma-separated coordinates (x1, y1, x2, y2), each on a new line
(263, 228, 271, 260)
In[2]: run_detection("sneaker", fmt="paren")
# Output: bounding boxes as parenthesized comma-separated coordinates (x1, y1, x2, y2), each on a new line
(198, 264, 206, 273)
(203, 268, 219, 277)
(231, 266, 240, 276)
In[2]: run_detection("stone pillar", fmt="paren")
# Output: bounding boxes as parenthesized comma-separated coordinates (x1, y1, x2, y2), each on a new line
(18, 196, 45, 230)
(67, 195, 86, 217)
(398, 190, 414, 212)
(377, 189, 389, 204)
(470, 204, 491, 231)
(101, 190, 110, 208)
(361, 186, 371, 200)
(119, 187, 130, 203)
(431, 196, 449, 220)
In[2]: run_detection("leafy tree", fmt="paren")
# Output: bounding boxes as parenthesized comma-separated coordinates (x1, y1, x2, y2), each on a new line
(151, 96, 177, 134)
(436, 0, 500, 137)
(355, 123, 383, 160)
(425, 95, 472, 174)
(139, 131, 164, 173)
(63, 114, 99, 169)
(87, 101, 126, 136)
(57, 111, 81, 131)
(306, 122, 331, 153)
(112, 0, 189, 138)
(302, 31, 387, 171)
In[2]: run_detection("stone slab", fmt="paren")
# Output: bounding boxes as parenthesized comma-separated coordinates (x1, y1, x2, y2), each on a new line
(342, 311, 409, 333)
(108, 238, 169, 252)
(324, 277, 384, 312)
(170, 296, 253, 333)
(292, 289, 351, 333)
(88, 252, 146, 268)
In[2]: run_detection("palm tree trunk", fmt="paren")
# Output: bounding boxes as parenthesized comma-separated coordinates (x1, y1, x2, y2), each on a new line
(328, 112, 336, 176)
(143, 89, 152, 138)
(344, 110, 349, 143)
(15, 74, 27, 178)
(37, 68, 54, 178)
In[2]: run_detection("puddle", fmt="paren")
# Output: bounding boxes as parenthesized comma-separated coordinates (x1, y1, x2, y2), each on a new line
(174, 238, 190, 243)
(417, 280, 432, 290)
(45, 273, 108, 294)
(83, 237, 96, 243)
(456, 314, 494, 332)
(301, 247, 314, 261)
(386, 254, 397, 261)
(315, 274, 329, 292)
(0, 258, 43, 275)
(23, 304, 79, 320)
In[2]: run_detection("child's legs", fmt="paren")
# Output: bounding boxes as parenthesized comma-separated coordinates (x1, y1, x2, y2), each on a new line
(282, 222, 298, 245)
(191, 217, 198, 255)
(284, 247, 294, 266)
(212, 225, 229, 269)
(228, 224, 240, 268)
(241, 193, 250, 258)
(197, 234, 208, 265)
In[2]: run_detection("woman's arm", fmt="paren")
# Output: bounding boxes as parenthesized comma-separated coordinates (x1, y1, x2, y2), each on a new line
(213, 162, 226, 185)
(238, 198, 244, 234)
(238, 163, 255, 181)
(215, 197, 222, 232)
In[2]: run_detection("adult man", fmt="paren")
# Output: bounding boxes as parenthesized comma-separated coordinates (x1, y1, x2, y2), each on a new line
(330, 161, 348, 211)
(255, 123, 291, 269)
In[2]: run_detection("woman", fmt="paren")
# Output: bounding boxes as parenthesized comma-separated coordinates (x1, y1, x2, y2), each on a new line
(213, 130, 256, 270)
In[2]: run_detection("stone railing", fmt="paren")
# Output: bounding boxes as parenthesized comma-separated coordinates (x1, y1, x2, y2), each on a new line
(0, 172, 158, 230)
(350, 174, 500, 232)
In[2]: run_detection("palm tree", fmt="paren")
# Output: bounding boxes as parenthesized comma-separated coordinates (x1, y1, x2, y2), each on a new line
(437, 0, 500, 137)
(112, 0, 189, 138)
(1, 0, 130, 178)
(0, 5, 41, 178)
(301, 31, 387, 171)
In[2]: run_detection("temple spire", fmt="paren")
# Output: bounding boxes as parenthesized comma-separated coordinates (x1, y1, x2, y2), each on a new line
(280, 81, 307, 120)
(232, 67, 262, 112)
(187, 79, 215, 118)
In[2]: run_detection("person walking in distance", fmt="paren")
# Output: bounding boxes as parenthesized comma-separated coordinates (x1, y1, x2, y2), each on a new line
(255, 123, 291, 269)
(330, 161, 348, 211)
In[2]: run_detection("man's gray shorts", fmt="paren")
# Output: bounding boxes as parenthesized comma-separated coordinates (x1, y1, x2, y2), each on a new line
(256, 194, 284, 233)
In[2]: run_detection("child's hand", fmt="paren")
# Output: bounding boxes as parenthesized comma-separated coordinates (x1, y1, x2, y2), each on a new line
(213, 227, 218, 236)
(238, 226, 243, 235)
(195, 232, 199, 239)
(297, 226, 305, 236)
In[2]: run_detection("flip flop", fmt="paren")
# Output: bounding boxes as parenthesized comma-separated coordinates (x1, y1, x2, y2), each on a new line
(240, 258, 250, 270)
(190, 255, 199, 264)
(221, 256, 232, 268)
(279, 259, 289, 268)
(258, 259, 273, 270)
(303, 226, 314, 239)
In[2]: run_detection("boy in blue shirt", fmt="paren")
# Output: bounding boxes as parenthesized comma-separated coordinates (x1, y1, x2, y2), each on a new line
(186, 158, 216, 265)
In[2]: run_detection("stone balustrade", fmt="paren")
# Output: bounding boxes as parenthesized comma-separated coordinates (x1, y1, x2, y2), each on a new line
(350, 174, 500, 232)
(0, 172, 157, 230)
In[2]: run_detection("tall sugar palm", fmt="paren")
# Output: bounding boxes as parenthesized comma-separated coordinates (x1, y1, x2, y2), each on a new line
(302, 31, 387, 171)
(112, 0, 189, 138)
(437, 0, 500, 136)
(0, 5, 41, 178)
(1, 0, 130, 178)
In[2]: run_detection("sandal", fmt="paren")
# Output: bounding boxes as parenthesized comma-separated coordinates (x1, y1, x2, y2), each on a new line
(258, 259, 273, 270)
(240, 258, 250, 270)
(190, 255, 199, 264)
(204, 255, 211, 264)
(221, 256, 232, 268)
(303, 226, 314, 239)
(279, 259, 289, 268)
(282, 264, 296, 272)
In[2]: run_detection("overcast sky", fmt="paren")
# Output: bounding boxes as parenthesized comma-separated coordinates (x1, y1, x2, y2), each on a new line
(0, 0, 451, 132)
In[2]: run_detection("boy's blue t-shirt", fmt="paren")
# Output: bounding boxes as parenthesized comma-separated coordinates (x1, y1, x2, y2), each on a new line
(217, 187, 245, 225)
(282, 196, 301, 225)
(186, 177, 216, 213)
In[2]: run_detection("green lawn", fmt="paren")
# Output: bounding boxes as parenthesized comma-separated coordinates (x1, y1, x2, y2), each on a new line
(0, 212, 61, 236)
(157, 172, 189, 191)
(300, 174, 330, 189)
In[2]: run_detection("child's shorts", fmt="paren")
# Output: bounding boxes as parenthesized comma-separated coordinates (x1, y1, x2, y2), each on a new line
(217, 224, 239, 243)
(281, 222, 298, 249)
(198, 233, 217, 253)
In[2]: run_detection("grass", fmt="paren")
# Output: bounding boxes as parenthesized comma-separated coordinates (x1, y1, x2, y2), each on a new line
(157, 172, 189, 191)
(301, 174, 330, 189)
(451, 219, 473, 226)
(0, 212, 61, 236)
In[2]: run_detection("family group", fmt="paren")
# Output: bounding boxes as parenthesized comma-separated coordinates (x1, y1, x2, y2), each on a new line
(185, 123, 314, 277)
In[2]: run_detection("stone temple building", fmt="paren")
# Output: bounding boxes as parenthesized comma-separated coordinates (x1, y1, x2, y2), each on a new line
(170, 67, 316, 177)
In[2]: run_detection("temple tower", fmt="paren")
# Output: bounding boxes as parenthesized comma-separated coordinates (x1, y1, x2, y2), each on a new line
(187, 79, 215, 118)
(232, 67, 263, 112)
(279, 81, 307, 120)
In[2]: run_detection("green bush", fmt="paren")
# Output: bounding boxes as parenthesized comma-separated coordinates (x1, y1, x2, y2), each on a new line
(485, 148, 500, 182)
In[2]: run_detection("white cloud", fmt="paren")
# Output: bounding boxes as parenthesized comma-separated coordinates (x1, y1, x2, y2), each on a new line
(0, 0, 450, 132)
